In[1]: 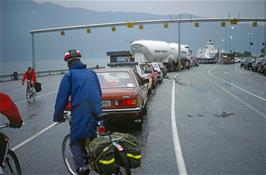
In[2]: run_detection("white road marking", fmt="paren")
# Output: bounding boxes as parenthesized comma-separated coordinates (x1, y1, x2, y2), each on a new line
(208, 67, 266, 102)
(15, 90, 58, 104)
(203, 75, 266, 118)
(171, 78, 188, 175)
(10, 90, 59, 151)
(11, 122, 59, 151)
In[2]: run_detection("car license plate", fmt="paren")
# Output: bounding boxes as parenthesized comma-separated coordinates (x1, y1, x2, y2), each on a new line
(102, 100, 111, 107)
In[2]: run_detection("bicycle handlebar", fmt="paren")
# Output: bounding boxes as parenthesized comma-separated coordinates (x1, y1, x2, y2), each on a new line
(0, 122, 25, 129)
(95, 113, 108, 121)
(0, 123, 9, 129)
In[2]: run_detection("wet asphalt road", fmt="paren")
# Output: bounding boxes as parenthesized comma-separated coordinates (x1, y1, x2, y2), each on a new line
(0, 63, 265, 175)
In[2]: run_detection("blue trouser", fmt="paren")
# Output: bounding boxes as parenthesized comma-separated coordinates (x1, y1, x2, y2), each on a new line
(70, 140, 85, 173)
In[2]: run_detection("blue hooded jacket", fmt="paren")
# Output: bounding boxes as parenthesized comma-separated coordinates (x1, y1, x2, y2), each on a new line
(53, 59, 102, 144)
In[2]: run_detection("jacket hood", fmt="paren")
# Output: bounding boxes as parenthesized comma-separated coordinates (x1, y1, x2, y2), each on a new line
(69, 59, 87, 70)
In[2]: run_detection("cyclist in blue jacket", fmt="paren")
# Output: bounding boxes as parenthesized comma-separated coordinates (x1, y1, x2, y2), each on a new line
(53, 49, 102, 175)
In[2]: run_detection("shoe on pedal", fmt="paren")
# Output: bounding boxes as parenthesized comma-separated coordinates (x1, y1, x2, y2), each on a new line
(78, 166, 90, 175)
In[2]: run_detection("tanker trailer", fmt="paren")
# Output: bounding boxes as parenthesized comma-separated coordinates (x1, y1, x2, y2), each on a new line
(169, 43, 192, 70)
(130, 40, 178, 72)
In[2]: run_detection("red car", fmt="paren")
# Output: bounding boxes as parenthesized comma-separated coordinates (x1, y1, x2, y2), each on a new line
(140, 63, 158, 89)
(95, 67, 149, 129)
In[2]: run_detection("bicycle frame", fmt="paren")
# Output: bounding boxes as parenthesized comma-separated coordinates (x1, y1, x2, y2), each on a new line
(62, 111, 131, 175)
(0, 123, 22, 175)
(25, 80, 36, 103)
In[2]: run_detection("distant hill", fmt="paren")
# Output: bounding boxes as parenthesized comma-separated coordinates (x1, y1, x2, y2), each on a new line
(0, 0, 264, 62)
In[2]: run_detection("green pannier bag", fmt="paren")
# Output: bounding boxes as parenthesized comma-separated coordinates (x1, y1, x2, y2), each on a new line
(112, 132, 142, 169)
(85, 137, 116, 175)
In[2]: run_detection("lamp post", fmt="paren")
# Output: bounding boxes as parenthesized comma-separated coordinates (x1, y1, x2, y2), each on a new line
(221, 39, 225, 52)
(229, 35, 233, 53)
(231, 26, 235, 52)
(248, 32, 253, 56)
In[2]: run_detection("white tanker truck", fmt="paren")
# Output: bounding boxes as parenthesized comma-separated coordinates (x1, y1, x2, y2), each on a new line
(130, 40, 192, 71)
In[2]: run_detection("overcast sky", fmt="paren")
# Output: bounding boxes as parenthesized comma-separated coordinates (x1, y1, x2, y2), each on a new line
(33, 0, 265, 18)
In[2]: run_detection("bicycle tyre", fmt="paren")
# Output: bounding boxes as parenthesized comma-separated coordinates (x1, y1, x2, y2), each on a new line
(26, 89, 32, 104)
(3, 149, 22, 175)
(116, 151, 131, 175)
(32, 89, 36, 102)
(62, 135, 77, 175)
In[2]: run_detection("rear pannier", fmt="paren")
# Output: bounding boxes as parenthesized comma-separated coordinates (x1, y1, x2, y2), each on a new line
(112, 132, 142, 168)
(85, 137, 116, 175)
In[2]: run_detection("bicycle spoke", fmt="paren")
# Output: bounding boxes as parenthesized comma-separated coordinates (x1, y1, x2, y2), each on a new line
(6, 158, 16, 175)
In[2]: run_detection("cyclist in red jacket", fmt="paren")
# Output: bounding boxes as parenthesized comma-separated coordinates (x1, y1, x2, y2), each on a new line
(0, 92, 23, 127)
(0, 92, 23, 170)
(22, 66, 37, 85)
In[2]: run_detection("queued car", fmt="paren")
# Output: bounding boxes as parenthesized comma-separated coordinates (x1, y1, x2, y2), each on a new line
(107, 62, 153, 95)
(144, 63, 158, 88)
(150, 62, 163, 83)
(257, 57, 266, 75)
(95, 67, 149, 129)
(244, 57, 255, 70)
(157, 62, 167, 77)
(240, 58, 248, 68)
(252, 57, 262, 72)
(191, 57, 199, 67)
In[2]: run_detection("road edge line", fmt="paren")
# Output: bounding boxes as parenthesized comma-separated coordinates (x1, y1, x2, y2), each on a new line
(11, 122, 59, 151)
(171, 79, 188, 175)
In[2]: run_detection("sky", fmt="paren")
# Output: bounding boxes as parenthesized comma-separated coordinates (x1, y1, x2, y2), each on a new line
(33, 0, 265, 18)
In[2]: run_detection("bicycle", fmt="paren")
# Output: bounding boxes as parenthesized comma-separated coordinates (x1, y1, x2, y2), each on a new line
(24, 80, 36, 104)
(61, 111, 131, 175)
(0, 123, 22, 175)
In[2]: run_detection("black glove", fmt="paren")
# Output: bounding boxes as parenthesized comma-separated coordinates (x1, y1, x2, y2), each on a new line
(9, 120, 23, 128)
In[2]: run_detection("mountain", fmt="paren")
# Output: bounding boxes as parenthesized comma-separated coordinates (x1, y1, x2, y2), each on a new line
(0, 0, 264, 62)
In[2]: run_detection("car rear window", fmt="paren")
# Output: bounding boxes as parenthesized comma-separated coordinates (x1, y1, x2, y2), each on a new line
(97, 71, 135, 88)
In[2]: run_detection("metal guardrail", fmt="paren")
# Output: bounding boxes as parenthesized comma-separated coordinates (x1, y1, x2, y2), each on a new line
(0, 69, 68, 83)
(0, 66, 105, 83)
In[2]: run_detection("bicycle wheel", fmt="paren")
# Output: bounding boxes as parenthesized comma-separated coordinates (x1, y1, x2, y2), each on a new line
(26, 89, 32, 104)
(62, 135, 77, 175)
(2, 150, 22, 175)
(115, 151, 131, 175)
(32, 88, 36, 102)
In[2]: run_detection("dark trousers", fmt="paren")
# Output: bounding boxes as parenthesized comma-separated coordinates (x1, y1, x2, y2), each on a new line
(70, 138, 92, 173)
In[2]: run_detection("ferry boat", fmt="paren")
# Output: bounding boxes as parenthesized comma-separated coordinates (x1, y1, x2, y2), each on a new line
(196, 40, 218, 64)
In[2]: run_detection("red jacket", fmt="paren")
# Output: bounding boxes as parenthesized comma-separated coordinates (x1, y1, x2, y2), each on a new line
(0, 92, 23, 127)
(22, 69, 36, 84)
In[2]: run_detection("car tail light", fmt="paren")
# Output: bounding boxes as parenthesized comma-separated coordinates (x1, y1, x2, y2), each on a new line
(98, 126, 106, 136)
(66, 101, 71, 111)
(122, 98, 137, 105)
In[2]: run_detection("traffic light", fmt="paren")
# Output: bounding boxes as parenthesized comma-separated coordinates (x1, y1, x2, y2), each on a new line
(252, 21, 258, 27)
(60, 31, 65, 36)
(163, 22, 169, 28)
(127, 22, 135, 28)
(86, 28, 91, 33)
(229, 18, 239, 25)
(111, 26, 116, 32)
(220, 21, 226, 27)
(139, 25, 144, 30)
